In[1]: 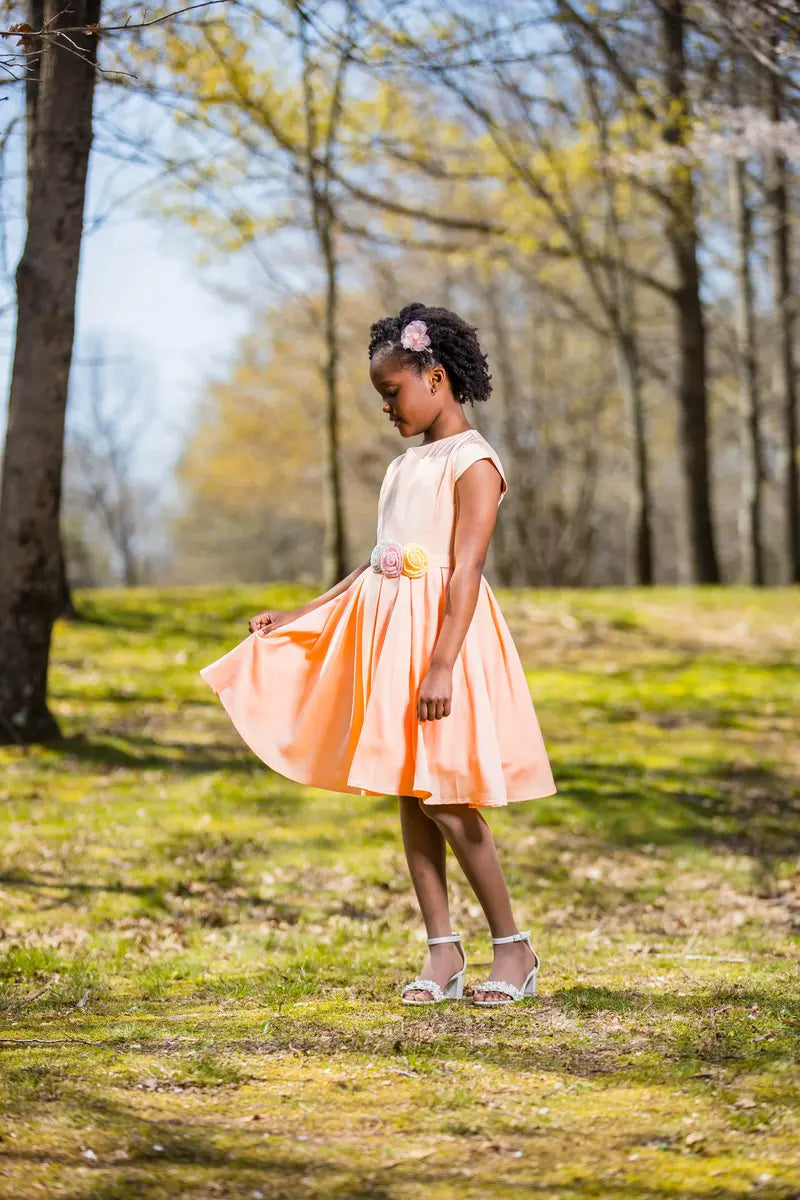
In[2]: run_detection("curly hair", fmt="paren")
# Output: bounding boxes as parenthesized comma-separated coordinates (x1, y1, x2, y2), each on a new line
(368, 301, 492, 407)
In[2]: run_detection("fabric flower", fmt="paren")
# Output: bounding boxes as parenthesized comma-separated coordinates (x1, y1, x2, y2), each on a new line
(370, 539, 389, 572)
(378, 541, 404, 577)
(402, 543, 429, 578)
(400, 320, 431, 352)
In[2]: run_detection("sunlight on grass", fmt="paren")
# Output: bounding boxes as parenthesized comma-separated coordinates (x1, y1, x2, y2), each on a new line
(0, 584, 798, 1198)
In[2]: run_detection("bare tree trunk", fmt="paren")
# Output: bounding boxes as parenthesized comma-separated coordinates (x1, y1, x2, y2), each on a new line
(514, 303, 547, 585)
(661, 0, 720, 583)
(614, 331, 655, 584)
(729, 52, 766, 584)
(765, 45, 799, 582)
(601, 153, 654, 586)
(0, 0, 101, 744)
(319, 217, 348, 585)
(297, 5, 354, 588)
(484, 274, 521, 584)
(29, 0, 79, 624)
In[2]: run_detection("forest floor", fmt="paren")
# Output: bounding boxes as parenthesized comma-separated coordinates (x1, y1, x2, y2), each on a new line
(1, 583, 799, 1199)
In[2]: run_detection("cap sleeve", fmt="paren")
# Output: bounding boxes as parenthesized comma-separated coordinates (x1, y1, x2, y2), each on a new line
(452, 437, 508, 506)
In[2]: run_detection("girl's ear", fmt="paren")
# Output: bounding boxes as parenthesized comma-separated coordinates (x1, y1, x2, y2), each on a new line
(428, 364, 446, 392)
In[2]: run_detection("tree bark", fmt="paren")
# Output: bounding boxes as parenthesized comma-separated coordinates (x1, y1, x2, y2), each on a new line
(599, 149, 654, 586)
(729, 51, 766, 584)
(484, 274, 521, 585)
(615, 330, 655, 584)
(319, 215, 349, 585)
(660, 0, 720, 583)
(764, 42, 799, 582)
(0, 0, 101, 743)
(297, 5, 352, 587)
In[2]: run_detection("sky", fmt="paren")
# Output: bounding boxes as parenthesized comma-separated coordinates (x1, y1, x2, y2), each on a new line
(0, 97, 258, 498)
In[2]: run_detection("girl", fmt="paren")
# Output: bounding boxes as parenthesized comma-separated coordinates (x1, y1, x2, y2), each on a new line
(199, 302, 558, 1007)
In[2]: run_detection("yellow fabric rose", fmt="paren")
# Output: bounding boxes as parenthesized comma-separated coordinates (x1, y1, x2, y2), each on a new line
(402, 543, 429, 578)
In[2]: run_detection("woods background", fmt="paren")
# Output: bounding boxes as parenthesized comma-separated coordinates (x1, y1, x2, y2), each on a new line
(0, 0, 798, 739)
(3, 0, 799, 593)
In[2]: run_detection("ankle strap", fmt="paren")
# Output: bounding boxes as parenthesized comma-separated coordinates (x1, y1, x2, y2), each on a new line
(491, 929, 531, 945)
(426, 932, 461, 945)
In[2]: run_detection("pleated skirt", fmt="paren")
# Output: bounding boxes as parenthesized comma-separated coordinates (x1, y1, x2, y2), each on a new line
(199, 567, 557, 808)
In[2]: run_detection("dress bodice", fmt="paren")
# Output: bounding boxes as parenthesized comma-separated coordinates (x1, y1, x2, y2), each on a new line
(375, 428, 507, 557)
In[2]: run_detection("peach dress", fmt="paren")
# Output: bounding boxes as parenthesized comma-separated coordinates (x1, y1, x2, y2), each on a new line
(199, 428, 557, 808)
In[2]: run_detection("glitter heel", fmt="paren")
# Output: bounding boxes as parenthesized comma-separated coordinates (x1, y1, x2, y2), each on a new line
(401, 932, 467, 1005)
(472, 929, 539, 1006)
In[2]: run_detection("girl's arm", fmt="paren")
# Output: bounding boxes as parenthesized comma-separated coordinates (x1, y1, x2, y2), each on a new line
(291, 559, 372, 619)
(250, 559, 371, 633)
(418, 459, 501, 722)
(429, 460, 503, 671)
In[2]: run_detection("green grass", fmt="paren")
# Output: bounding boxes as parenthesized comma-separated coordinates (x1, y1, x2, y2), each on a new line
(0, 582, 798, 1199)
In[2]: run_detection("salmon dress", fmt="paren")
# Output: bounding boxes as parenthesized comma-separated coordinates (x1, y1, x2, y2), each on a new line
(199, 428, 557, 808)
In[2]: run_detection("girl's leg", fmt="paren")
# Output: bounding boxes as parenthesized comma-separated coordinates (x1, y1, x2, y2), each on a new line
(398, 795, 465, 1001)
(425, 804, 537, 1003)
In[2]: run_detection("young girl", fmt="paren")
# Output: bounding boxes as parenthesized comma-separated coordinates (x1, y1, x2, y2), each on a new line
(199, 302, 557, 1007)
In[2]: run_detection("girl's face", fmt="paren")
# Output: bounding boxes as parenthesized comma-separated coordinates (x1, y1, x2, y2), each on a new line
(369, 350, 446, 438)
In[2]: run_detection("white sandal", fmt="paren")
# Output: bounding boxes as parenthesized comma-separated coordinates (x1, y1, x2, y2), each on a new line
(401, 932, 467, 1005)
(472, 929, 540, 1006)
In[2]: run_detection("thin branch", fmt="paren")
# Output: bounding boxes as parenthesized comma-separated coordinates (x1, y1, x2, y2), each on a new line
(0, 0, 231, 39)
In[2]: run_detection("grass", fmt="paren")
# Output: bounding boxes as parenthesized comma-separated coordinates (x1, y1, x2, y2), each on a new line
(0, 582, 798, 1199)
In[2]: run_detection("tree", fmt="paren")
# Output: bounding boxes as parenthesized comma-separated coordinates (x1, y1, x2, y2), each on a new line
(126, 0, 501, 586)
(0, 0, 102, 744)
(763, 25, 799, 582)
(0, 0, 225, 744)
(727, 46, 766, 584)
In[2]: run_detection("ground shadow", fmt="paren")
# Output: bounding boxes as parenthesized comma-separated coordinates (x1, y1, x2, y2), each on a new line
(0, 1071, 792, 1200)
(46, 731, 255, 775)
(540, 759, 800, 861)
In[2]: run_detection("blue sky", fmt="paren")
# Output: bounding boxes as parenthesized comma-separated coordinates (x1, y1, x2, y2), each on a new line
(0, 96, 257, 496)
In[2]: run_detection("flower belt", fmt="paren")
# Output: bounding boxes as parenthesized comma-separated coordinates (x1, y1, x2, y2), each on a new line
(370, 539, 453, 578)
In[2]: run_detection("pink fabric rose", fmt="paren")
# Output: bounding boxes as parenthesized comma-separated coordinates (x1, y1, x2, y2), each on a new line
(400, 320, 431, 352)
(378, 541, 404, 577)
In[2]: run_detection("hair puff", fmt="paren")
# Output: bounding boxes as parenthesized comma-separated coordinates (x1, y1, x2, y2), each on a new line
(368, 301, 492, 406)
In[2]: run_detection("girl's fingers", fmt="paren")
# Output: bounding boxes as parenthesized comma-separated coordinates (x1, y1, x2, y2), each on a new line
(249, 613, 273, 633)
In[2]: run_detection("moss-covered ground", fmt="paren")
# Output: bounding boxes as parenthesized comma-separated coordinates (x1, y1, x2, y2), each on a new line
(1, 584, 798, 1199)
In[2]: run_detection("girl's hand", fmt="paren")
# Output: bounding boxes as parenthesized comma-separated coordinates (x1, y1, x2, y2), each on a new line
(417, 663, 453, 721)
(248, 608, 298, 636)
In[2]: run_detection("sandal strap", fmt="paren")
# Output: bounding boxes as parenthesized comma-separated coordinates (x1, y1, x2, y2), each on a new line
(491, 929, 531, 945)
(426, 932, 462, 945)
(401, 977, 445, 1000)
(473, 978, 523, 1000)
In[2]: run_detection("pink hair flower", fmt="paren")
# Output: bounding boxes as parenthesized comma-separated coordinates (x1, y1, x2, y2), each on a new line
(400, 319, 431, 352)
